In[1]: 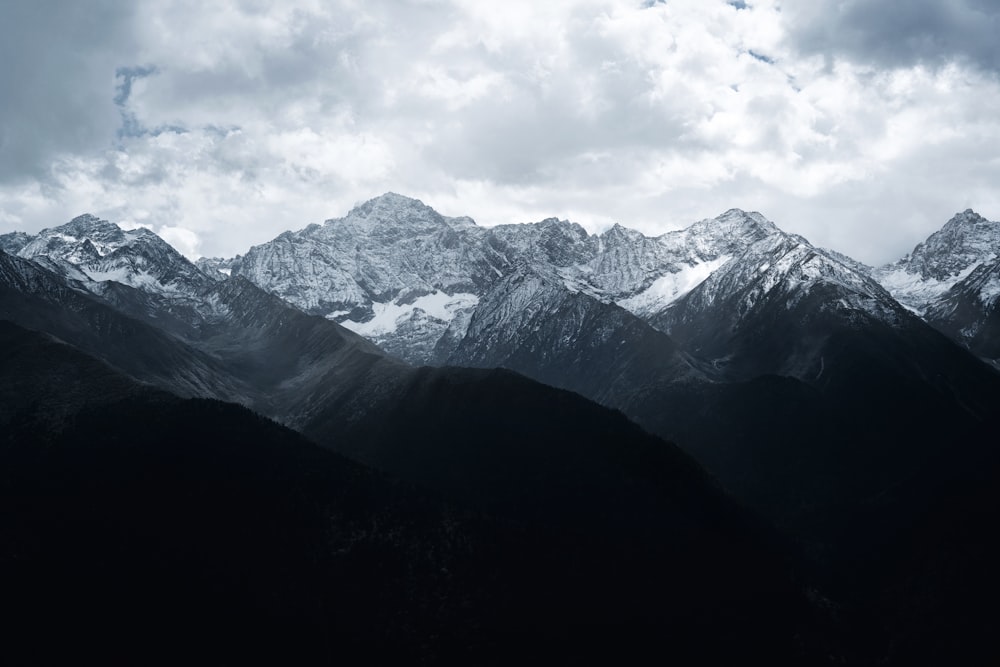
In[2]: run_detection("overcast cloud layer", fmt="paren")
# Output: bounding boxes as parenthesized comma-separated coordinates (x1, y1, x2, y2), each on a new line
(1, 0, 998, 264)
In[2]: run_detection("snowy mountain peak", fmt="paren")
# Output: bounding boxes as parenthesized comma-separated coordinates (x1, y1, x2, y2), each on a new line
(874, 209, 1000, 314)
(684, 209, 780, 245)
(902, 209, 998, 278)
(318, 193, 477, 241)
(15, 214, 212, 298)
(67, 212, 113, 227)
(21, 214, 160, 260)
(950, 208, 984, 224)
(351, 192, 432, 217)
(602, 222, 644, 242)
(228, 199, 803, 357)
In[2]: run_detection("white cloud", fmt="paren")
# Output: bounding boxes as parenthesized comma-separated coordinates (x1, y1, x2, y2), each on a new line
(0, 0, 998, 265)
(158, 225, 201, 258)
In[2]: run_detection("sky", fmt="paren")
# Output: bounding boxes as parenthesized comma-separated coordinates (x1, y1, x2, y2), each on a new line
(1, 0, 999, 264)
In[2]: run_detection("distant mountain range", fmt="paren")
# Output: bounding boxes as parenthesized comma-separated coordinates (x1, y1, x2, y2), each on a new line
(2, 196, 1000, 664)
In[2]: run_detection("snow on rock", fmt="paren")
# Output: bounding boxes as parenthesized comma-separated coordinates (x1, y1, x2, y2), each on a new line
(868, 210, 1000, 360)
(340, 291, 479, 337)
(876, 261, 989, 315)
(616, 256, 732, 316)
(873, 209, 1000, 312)
(15, 214, 215, 299)
(222, 193, 911, 363)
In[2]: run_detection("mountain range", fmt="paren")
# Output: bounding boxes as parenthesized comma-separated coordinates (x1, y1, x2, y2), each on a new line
(3, 195, 1000, 664)
(209, 196, 1000, 532)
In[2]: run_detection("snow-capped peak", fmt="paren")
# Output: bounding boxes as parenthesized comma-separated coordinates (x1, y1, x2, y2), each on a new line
(678, 209, 780, 251)
(20, 214, 157, 260)
(873, 209, 1000, 313)
(15, 214, 213, 298)
(335, 193, 477, 233)
(901, 209, 998, 280)
(226, 197, 812, 365)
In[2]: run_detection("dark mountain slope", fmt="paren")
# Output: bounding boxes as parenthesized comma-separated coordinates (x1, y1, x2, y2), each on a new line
(0, 320, 844, 665)
(190, 276, 395, 424)
(444, 265, 702, 406)
(924, 256, 1000, 366)
(639, 233, 1000, 524)
(876, 449, 1000, 667)
(0, 249, 244, 400)
(0, 319, 149, 426)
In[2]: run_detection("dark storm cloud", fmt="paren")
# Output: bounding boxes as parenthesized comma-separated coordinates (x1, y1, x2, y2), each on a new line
(788, 0, 1000, 73)
(0, 1, 137, 181)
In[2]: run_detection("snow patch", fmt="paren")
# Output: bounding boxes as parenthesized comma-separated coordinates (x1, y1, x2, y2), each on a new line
(341, 291, 479, 337)
(617, 256, 731, 315)
(876, 262, 984, 313)
(979, 272, 1000, 306)
(83, 266, 180, 294)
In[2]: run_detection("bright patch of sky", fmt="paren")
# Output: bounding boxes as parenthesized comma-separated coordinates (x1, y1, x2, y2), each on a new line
(1, 0, 998, 265)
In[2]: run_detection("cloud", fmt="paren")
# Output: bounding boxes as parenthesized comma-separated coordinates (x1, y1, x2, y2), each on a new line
(0, 0, 998, 266)
(784, 0, 1000, 74)
(0, 1, 137, 182)
(114, 66, 158, 107)
(158, 225, 201, 258)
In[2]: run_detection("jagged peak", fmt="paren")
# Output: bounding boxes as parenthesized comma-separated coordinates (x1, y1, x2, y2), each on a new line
(61, 214, 149, 235)
(601, 222, 645, 241)
(322, 192, 477, 233)
(941, 208, 992, 230)
(37, 215, 157, 245)
(904, 209, 999, 261)
(69, 213, 103, 224)
(715, 208, 781, 234)
(674, 209, 783, 251)
(53, 214, 116, 234)
(530, 217, 589, 238)
(348, 192, 436, 220)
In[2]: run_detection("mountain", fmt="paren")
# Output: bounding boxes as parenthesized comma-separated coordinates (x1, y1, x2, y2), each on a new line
(651, 231, 906, 379)
(1, 227, 738, 537)
(874, 209, 1000, 365)
(17, 214, 214, 297)
(443, 264, 703, 405)
(231, 195, 782, 364)
(1, 217, 395, 424)
(875, 209, 1000, 311)
(924, 258, 1000, 364)
(6, 203, 1000, 663)
(0, 320, 843, 665)
(228, 196, 1000, 532)
(0, 248, 246, 400)
(0, 230, 32, 255)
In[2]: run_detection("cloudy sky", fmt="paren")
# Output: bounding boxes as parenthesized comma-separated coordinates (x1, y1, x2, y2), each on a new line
(1, 0, 998, 264)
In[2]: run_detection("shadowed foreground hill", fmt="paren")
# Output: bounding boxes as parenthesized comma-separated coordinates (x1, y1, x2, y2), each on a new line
(0, 321, 842, 665)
